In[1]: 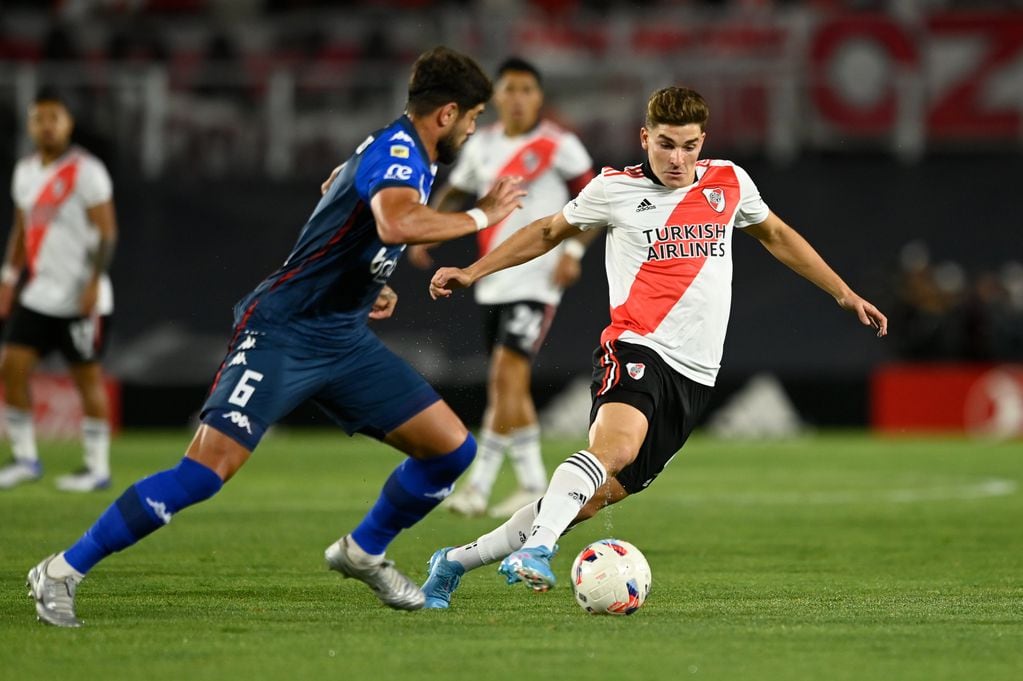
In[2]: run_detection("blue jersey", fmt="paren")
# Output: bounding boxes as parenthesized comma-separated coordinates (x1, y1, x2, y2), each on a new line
(234, 116, 437, 347)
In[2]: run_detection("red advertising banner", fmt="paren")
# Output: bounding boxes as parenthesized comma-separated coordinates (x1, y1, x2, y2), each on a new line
(0, 373, 121, 440)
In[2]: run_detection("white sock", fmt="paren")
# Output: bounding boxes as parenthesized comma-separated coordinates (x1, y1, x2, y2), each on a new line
(47, 552, 85, 580)
(344, 534, 384, 565)
(465, 429, 509, 496)
(446, 499, 540, 571)
(5, 406, 38, 463)
(82, 417, 110, 477)
(507, 424, 546, 492)
(523, 450, 606, 551)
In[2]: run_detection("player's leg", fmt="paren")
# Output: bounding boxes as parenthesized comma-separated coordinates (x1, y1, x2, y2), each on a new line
(0, 343, 43, 488)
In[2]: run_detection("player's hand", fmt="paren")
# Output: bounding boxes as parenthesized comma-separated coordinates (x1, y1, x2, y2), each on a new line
(552, 253, 582, 288)
(0, 283, 14, 319)
(837, 292, 888, 337)
(476, 176, 526, 227)
(407, 244, 435, 270)
(369, 285, 398, 320)
(321, 165, 343, 196)
(430, 267, 474, 300)
(80, 279, 100, 315)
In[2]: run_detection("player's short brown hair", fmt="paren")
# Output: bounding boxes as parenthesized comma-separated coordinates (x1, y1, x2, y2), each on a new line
(646, 87, 709, 130)
(407, 46, 493, 117)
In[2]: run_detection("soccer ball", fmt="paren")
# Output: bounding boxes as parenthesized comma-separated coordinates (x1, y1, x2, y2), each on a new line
(570, 538, 652, 615)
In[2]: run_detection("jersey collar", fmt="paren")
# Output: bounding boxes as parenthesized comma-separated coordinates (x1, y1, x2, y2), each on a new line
(641, 159, 702, 188)
(398, 114, 430, 163)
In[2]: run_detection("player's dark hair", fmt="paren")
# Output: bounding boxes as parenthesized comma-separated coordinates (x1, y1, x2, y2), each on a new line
(496, 57, 542, 88)
(33, 87, 70, 110)
(646, 87, 709, 130)
(406, 46, 493, 117)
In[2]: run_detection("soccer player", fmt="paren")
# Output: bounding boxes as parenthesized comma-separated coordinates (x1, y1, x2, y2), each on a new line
(421, 86, 888, 608)
(0, 90, 118, 493)
(26, 46, 526, 627)
(408, 57, 596, 518)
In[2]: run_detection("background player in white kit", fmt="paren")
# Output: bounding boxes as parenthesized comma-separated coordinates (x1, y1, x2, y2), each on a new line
(0, 90, 118, 492)
(420, 86, 888, 607)
(408, 57, 597, 518)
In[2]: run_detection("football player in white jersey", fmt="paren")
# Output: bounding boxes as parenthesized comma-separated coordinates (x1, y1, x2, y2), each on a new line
(0, 90, 118, 492)
(419, 86, 888, 607)
(408, 58, 598, 519)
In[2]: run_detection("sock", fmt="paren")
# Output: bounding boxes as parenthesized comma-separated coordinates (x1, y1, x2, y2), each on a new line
(63, 457, 223, 574)
(5, 406, 38, 463)
(446, 498, 541, 571)
(506, 424, 546, 492)
(350, 434, 475, 555)
(465, 428, 509, 497)
(46, 553, 84, 580)
(82, 417, 111, 478)
(522, 450, 606, 551)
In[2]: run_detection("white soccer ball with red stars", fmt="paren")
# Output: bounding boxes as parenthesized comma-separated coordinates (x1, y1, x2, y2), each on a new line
(570, 538, 652, 615)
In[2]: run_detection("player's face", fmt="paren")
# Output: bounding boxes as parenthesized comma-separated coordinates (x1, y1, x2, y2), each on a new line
(28, 101, 74, 156)
(437, 102, 485, 164)
(641, 123, 705, 188)
(494, 71, 543, 135)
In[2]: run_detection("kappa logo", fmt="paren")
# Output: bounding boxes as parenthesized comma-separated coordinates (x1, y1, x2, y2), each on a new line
(223, 410, 253, 435)
(390, 144, 410, 159)
(229, 352, 247, 367)
(424, 484, 455, 500)
(702, 187, 725, 213)
(627, 362, 646, 380)
(238, 335, 257, 351)
(635, 198, 656, 212)
(146, 497, 173, 525)
(389, 130, 414, 144)
(384, 163, 413, 181)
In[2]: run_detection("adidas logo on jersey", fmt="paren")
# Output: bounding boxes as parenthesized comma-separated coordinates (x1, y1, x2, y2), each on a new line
(635, 198, 656, 212)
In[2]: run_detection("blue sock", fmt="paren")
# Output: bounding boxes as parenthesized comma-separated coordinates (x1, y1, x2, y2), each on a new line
(351, 434, 476, 555)
(64, 458, 223, 574)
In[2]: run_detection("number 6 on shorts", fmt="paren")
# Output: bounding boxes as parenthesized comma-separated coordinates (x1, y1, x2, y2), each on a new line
(228, 369, 264, 407)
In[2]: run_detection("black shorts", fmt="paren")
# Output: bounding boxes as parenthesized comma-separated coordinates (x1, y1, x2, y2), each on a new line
(3, 302, 112, 364)
(589, 340, 712, 495)
(481, 300, 556, 360)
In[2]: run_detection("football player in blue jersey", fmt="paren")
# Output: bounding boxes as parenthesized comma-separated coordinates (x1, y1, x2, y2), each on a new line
(26, 46, 527, 627)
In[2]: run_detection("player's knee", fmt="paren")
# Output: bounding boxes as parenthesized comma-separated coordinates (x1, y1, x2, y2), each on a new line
(440, 432, 476, 476)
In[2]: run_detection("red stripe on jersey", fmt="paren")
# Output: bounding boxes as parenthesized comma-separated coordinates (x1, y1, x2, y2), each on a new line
(26, 158, 80, 275)
(597, 340, 620, 395)
(600, 165, 740, 346)
(269, 201, 366, 293)
(478, 137, 559, 256)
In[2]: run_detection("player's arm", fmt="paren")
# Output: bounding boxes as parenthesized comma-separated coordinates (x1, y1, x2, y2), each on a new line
(371, 177, 524, 246)
(744, 211, 888, 336)
(407, 185, 477, 269)
(0, 207, 26, 318)
(80, 199, 118, 314)
(430, 211, 583, 299)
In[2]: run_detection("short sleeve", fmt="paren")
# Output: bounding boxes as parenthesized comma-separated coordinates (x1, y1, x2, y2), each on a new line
(732, 164, 770, 229)
(553, 132, 593, 181)
(355, 137, 430, 201)
(445, 136, 479, 194)
(78, 157, 113, 207)
(561, 174, 610, 231)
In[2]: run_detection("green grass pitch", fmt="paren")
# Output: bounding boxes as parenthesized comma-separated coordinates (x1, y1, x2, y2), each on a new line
(1, 430, 1020, 681)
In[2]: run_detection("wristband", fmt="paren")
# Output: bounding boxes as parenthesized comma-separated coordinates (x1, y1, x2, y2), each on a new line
(1, 264, 19, 286)
(563, 239, 586, 260)
(466, 208, 489, 231)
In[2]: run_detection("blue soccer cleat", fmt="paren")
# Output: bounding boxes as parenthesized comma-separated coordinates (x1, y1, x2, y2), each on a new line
(421, 547, 465, 609)
(498, 546, 556, 592)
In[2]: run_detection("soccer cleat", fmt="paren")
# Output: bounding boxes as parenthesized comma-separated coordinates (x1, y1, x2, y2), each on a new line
(498, 546, 556, 592)
(487, 488, 543, 519)
(325, 536, 425, 611)
(0, 458, 43, 490)
(55, 468, 111, 493)
(442, 485, 488, 517)
(27, 554, 83, 628)
(421, 547, 465, 609)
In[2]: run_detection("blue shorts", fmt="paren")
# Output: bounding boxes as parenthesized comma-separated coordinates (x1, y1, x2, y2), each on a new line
(200, 328, 441, 450)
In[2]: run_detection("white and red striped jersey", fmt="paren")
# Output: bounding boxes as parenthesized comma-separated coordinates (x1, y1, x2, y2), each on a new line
(562, 160, 770, 386)
(11, 146, 114, 317)
(449, 119, 593, 306)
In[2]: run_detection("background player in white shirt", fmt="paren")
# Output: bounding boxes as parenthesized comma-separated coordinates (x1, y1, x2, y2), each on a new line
(0, 90, 118, 492)
(419, 86, 888, 606)
(408, 58, 597, 519)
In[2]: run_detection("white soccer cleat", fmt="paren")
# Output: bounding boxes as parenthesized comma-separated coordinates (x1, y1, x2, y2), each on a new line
(0, 458, 43, 490)
(488, 488, 544, 519)
(442, 485, 488, 517)
(27, 554, 83, 628)
(55, 468, 111, 493)
(325, 536, 425, 611)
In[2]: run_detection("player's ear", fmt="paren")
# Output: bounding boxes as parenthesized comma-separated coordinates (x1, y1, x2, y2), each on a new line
(640, 127, 650, 150)
(437, 102, 459, 129)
